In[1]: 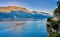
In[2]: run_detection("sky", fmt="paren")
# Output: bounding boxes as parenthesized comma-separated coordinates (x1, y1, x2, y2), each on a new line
(0, 0, 58, 13)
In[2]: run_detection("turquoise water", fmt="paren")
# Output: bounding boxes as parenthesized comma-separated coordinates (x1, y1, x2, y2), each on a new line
(0, 19, 48, 37)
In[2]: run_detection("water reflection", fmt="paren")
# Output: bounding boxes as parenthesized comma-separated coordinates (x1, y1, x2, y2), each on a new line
(0, 19, 47, 37)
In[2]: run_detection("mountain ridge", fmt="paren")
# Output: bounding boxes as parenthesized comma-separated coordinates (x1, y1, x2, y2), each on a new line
(0, 6, 29, 12)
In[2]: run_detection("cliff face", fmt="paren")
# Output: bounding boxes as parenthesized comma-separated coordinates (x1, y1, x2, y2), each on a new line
(0, 6, 29, 12)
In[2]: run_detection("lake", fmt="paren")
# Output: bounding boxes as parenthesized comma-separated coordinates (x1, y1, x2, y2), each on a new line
(0, 19, 48, 37)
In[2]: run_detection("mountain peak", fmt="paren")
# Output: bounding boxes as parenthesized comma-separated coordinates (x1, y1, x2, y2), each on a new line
(0, 6, 29, 12)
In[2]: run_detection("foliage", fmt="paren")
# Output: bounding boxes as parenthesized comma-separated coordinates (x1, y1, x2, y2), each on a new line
(47, 17, 53, 22)
(48, 2, 60, 37)
(49, 32, 60, 37)
(47, 17, 59, 31)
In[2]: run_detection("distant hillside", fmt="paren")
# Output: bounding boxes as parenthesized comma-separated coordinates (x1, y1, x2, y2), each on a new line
(0, 6, 29, 12)
(0, 11, 51, 20)
(0, 6, 51, 21)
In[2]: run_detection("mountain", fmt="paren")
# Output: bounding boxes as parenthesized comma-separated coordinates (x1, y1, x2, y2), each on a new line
(31, 11, 51, 18)
(31, 11, 38, 14)
(0, 11, 50, 18)
(0, 6, 51, 21)
(31, 11, 50, 15)
(0, 6, 29, 12)
(39, 12, 50, 16)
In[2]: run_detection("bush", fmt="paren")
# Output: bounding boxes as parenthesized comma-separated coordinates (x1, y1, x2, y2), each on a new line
(49, 32, 60, 37)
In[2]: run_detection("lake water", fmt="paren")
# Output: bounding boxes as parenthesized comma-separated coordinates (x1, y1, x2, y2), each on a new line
(0, 19, 48, 37)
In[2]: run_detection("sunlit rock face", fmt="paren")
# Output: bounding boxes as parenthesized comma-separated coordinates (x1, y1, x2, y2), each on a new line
(0, 6, 29, 12)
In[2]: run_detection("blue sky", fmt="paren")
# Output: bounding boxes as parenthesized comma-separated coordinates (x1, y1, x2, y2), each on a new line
(0, 0, 57, 13)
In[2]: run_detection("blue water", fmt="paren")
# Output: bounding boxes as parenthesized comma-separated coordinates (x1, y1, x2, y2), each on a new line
(0, 19, 48, 37)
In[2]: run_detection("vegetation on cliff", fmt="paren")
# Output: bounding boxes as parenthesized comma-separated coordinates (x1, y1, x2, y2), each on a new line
(47, 1, 60, 37)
